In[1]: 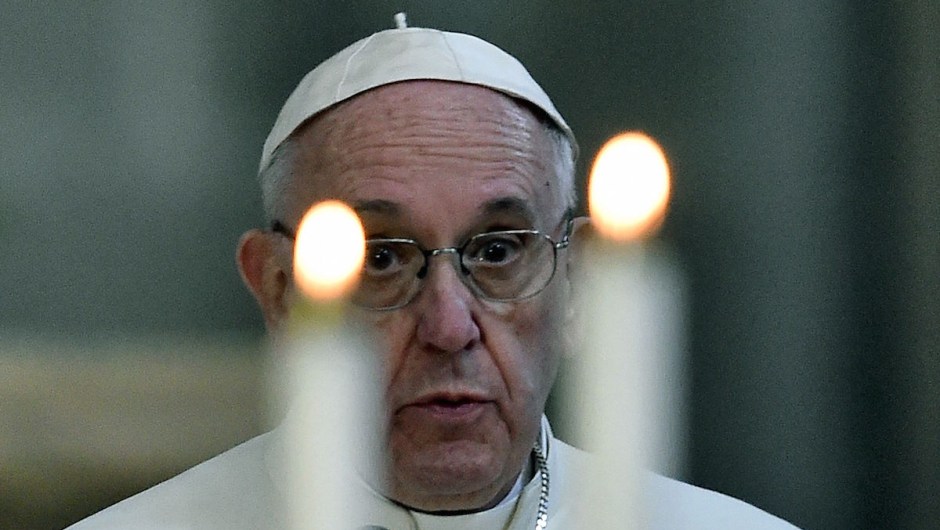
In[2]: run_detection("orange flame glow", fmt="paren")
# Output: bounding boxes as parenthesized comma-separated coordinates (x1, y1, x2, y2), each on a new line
(588, 132, 671, 241)
(293, 201, 365, 301)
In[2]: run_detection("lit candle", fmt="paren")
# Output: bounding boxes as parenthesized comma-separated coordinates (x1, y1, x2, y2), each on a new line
(575, 132, 679, 528)
(278, 200, 379, 530)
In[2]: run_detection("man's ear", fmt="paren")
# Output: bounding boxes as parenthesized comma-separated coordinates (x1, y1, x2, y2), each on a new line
(567, 217, 593, 289)
(236, 229, 291, 332)
(562, 217, 592, 357)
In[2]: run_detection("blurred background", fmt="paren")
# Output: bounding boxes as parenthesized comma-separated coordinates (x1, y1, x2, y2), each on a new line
(1, 1, 937, 529)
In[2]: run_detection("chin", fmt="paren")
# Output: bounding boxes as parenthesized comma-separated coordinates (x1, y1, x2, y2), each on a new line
(387, 438, 514, 511)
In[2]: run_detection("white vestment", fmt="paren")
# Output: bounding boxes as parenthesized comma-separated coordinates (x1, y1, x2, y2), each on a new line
(67, 418, 798, 529)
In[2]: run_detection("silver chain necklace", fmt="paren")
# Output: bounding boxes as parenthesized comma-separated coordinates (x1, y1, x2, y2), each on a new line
(532, 439, 550, 530)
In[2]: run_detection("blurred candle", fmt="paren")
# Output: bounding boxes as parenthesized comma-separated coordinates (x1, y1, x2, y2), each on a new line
(279, 200, 378, 530)
(292, 200, 367, 302)
(576, 132, 682, 528)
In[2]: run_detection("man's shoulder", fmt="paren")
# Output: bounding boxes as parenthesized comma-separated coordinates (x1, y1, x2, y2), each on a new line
(66, 432, 281, 530)
(549, 438, 798, 529)
(645, 474, 799, 529)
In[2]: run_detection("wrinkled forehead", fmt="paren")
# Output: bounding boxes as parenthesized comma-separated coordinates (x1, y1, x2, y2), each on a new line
(298, 80, 554, 161)
(282, 81, 565, 232)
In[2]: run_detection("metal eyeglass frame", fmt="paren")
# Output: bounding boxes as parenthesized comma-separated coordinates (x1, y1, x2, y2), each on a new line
(270, 213, 574, 310)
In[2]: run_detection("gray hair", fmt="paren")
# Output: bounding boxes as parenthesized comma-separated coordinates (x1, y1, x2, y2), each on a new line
(545, 124, 577, 215)
(259, 136, 300, 226)
(258, 121, 576, 226)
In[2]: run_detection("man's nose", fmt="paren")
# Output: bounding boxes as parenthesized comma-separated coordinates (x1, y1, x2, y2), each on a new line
(413, 256, 481, 354)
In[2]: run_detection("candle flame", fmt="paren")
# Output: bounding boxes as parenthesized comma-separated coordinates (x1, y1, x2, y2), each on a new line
(293, 200, 366, 300)
(588, 132, 671, 241)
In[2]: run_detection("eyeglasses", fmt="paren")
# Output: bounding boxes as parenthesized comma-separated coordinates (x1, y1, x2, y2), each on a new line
(272, 216, 573, 310)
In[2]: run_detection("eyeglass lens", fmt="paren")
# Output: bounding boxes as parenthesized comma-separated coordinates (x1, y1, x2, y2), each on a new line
(352, 230, 558, 310)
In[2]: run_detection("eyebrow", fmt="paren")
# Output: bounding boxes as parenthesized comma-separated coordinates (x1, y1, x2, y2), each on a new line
(352, 199, 402, 217)
(349, 195, 538, 240)
(480, 197, 537, 224)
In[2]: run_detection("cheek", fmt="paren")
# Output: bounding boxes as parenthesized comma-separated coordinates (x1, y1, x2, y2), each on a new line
(524, 290, 567, 394)
(482, 298, 563, 406)
(354, 310, 415, 397)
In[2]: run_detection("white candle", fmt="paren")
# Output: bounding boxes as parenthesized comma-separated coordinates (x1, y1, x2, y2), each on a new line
(575, 132, 678, 528)
(278, 201, 379, 530)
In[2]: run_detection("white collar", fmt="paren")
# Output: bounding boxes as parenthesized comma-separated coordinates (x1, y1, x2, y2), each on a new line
(264, 415, 555, 529)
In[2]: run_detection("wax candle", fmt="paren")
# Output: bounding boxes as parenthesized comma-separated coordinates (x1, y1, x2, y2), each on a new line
(575, 132, 679, 528)
(277, 200, 379, 530)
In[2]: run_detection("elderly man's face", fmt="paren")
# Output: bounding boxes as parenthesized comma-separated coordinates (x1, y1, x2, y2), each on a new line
(248, 81, 571, 511)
